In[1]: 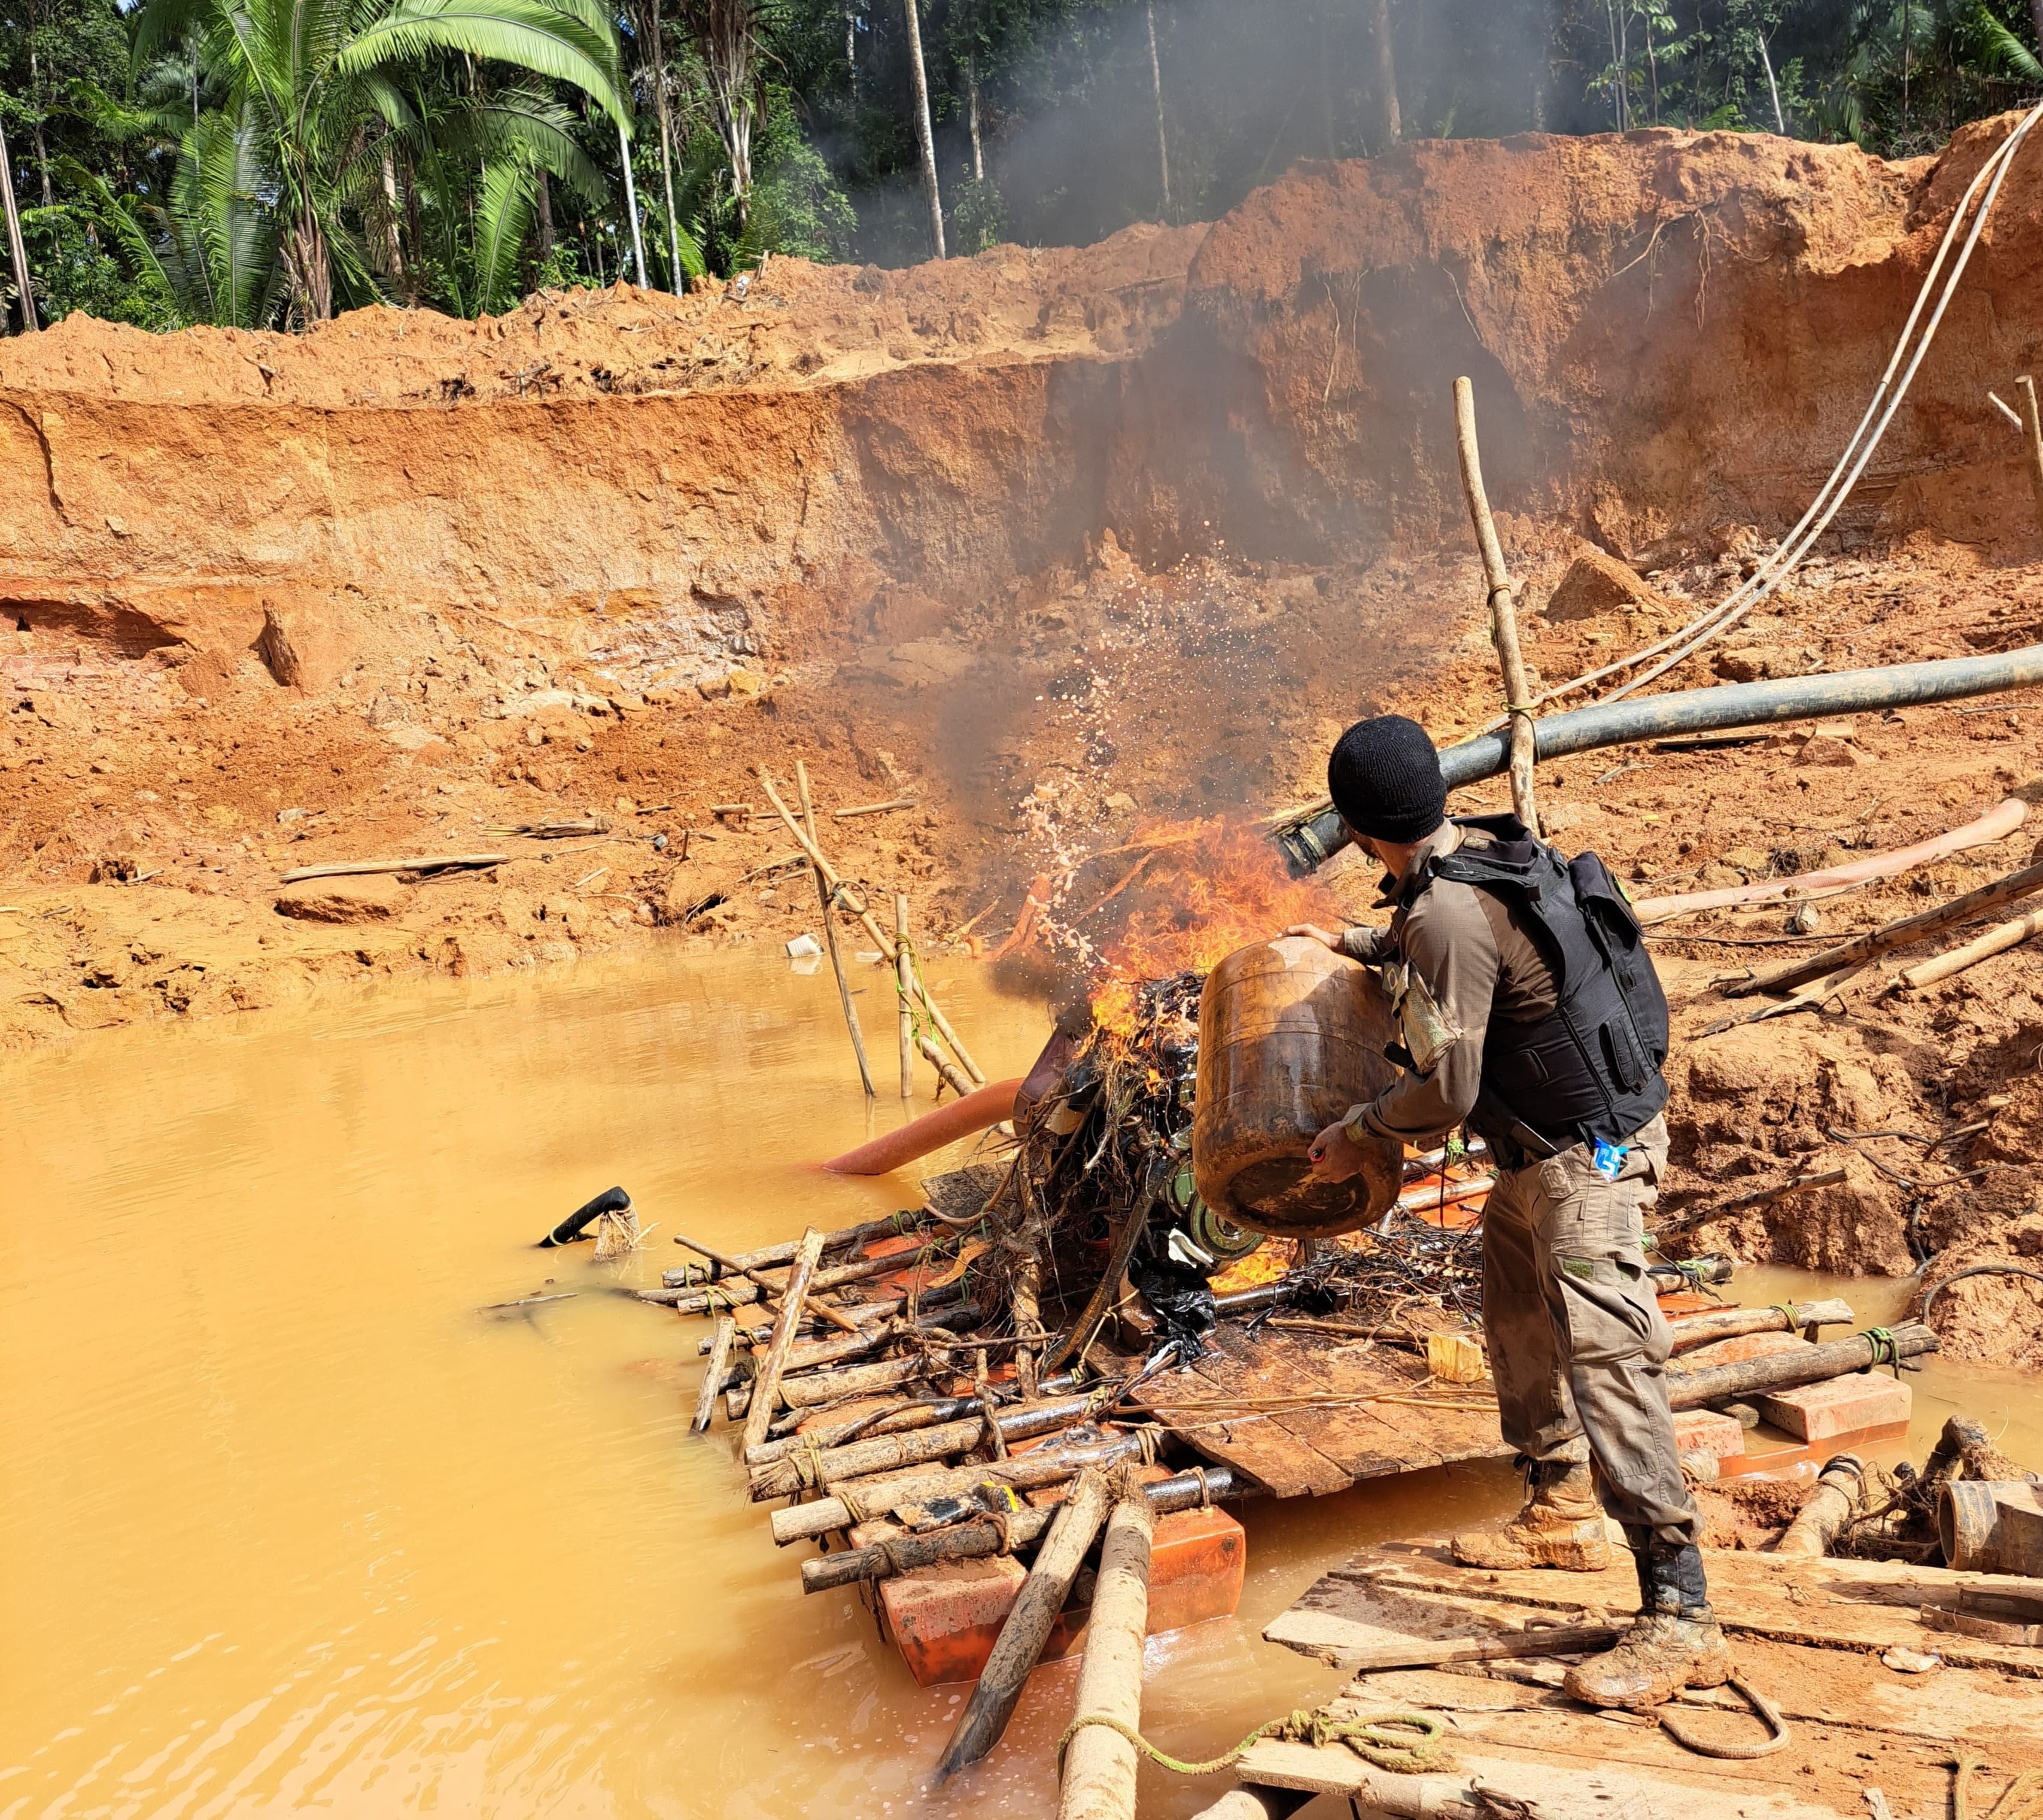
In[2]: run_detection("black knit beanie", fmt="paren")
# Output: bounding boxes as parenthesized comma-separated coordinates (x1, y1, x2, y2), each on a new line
(1327, 715, 1448, 843)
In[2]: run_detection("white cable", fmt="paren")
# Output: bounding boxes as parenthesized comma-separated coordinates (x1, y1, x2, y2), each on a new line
(1508, 101, 2043, 719)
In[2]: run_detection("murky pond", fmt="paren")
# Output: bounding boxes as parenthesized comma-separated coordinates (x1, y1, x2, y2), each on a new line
(4, 951, 2036, 1818)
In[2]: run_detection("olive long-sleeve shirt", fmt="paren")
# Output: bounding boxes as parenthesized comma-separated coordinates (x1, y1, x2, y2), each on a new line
(1336, 822, 1559, 1146)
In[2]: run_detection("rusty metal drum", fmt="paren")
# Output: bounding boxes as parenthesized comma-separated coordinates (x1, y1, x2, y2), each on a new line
(1191, 935, 1404, 1240)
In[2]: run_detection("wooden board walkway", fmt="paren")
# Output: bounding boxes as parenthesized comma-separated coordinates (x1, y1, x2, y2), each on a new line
(1233, 1540, 2043, 1818)
(1117, 1324, 1510, 1496)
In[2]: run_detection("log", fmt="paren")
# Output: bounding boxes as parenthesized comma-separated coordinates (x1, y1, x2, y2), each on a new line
(1454, 376, 1539, 833)
(699, 1275, 971, 1353)
(670, 1229, 863, 1335)
(747, 1370, 1084, 1466)
(647, 1239, 937, 1312)
(799, 1466, 1242, 1593)
(1901, 906, 2043, 988)
(741, 1228, 825, 1455)
(1726, 858, 2043, 996)
(1775, 1454, 1866, 1558)
(1632, 798, 2029, 924)
(774, 1353, 943, 1408)
(1058, 1485, 1155, 1820)
(772, 1301, 983, 1379)
(1187, 1791, 1316, 1820)
(935, 1467, 1116, 1782)
(1667, 1298, 1856, 1353)
(800, 759, 877, 1098)
(692, 1315, 738, 1434)
(919, 1032, 974, 1099)
(1667, 1323, 1936, 1411)
(758, 767, 986, 1083)
(1303, 1626, 1623, 1673)
(280, 853, 506, 882)
(769, 1430, 1144, 1545)
(747, 1391, 1102, 1499)
(822, 1077, 1024, 1175)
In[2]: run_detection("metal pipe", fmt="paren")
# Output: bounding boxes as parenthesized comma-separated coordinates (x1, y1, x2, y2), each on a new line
(1276, 643, 2043, 874)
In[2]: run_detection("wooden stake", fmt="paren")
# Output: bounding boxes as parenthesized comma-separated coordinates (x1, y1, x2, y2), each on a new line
(895, 893, 915, 1099)
(1453, 376, 1539, 835)
(756, 768, 986, 1084)
(935, 1467, 1116, 1781)
(2019, 375, 2043, 541)
(693, 1315, 738, 1433)
(1726, 857, 2043, 996)
(798, 760, 875, 1098)
(1058, 1484, 1155, 1820)
(741, 1227, 825, 1455)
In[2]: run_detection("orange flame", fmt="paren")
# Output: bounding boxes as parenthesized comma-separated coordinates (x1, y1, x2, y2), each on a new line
(1060, 818, 1345, 1039)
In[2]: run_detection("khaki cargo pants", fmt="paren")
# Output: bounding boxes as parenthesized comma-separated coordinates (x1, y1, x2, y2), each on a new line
(1480, 1113, 1698, 1548)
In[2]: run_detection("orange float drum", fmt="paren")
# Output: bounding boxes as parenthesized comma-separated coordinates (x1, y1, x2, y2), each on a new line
(1191, 935, 1404, 1240)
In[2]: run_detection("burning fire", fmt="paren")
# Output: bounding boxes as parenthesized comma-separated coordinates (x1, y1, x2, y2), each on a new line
(1041, 817, 1346, 1039)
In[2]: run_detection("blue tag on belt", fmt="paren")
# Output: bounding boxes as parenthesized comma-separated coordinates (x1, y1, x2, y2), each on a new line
(1592, 1140, 1627, 1182)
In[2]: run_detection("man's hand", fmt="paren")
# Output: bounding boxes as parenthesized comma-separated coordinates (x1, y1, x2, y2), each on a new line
(1286, 923, 1343, 953)
(1308, 1116, 1368, 1181)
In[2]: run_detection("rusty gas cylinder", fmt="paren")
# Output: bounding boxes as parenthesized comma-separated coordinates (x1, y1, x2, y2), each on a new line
(1191, 935, 1403, 1240)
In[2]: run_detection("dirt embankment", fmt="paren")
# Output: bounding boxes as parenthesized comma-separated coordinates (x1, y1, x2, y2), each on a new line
(5, 121, 2043, 1342)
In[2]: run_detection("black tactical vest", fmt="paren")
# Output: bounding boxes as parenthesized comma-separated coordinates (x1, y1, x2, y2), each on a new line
(1412, 813, 1670, 1159)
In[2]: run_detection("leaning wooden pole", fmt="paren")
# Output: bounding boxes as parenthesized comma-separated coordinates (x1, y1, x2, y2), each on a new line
(1057, 1481, 1156, 1820)
(1454, 376, 1537, 833)
(798, 760, 875, 1097)
(2019, 375, 2043, 541)
(756, 768, 986, 1084)
(895, 893, 915, 1099)
(740, 1227, 825, 1454)
(934, 1466, 1116, 1780)
(0, 123, 35, 334)
(692, 1314, 738, 1433)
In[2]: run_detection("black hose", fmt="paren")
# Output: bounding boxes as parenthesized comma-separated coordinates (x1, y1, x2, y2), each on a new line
(537, 1185, 631, 1248)
(1278, 642, 2043, 874)
(1920, 1262, 2043, 1323)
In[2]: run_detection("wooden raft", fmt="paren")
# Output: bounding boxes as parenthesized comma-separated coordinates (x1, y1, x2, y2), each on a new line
(1234, 1540, 2043, 1818)
(1117, 1323, 1510, 1496)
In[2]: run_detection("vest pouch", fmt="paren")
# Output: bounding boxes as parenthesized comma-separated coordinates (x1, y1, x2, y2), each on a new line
(1598, 1015, 1649, 1094)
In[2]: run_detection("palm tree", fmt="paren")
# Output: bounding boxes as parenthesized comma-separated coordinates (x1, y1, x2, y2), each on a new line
(129, 0, 631, 321)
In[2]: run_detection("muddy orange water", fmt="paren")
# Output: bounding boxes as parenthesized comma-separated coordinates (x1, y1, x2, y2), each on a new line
(3, 952, 2036, 1819)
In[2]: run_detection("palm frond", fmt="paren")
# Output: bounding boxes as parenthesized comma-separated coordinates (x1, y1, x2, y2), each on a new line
(1971, 5, 2043, 83)
(436, 90, 609, 203)
(472, 156, 536, 314)
(132, 0, 217, 74)
(335, 0, 631, 126)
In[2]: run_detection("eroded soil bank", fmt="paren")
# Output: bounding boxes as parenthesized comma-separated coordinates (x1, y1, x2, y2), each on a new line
(4, 120, 2043, 1349)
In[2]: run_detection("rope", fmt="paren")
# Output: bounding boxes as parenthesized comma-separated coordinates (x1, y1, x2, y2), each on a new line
(1190, 1464, 1213, 1508)
(1859, 1326, 1901, 1377)
(836, 1485, 868, 1526)
(1055, 1708, 1446, 1780)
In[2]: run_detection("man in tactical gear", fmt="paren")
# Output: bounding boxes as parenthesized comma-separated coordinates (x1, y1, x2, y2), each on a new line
(1287, 712, 1728, 1713)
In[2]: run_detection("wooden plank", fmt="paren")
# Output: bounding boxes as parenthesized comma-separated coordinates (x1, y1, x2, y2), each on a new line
(1266, 1542, 2043, 1679)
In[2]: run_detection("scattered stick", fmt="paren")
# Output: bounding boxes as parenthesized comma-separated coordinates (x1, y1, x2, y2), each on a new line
(647, 1238, 936, 1312)
(1901, 908, 2043, 988)
(834, 797, 918, 818)
(667, 1230, 864, 1335)
(479, 1292, 578, 1312)
(756, 768, 986, 1084)
(693, 1315, 738, 1433)
(281, 853, 506, 883)
(1632, 798, 2027, 924)
(487, 817, 611, 838)
(1725, 857, 2043, 996)
(737, 852, 809, 884)
(740, 1227, 825, 1455)
(663, 1212, 930, 1283)
(798, 760, 875, 1097)
(935, 1466, 1117, 1781)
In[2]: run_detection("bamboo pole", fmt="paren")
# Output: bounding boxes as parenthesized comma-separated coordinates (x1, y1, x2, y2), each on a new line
(799, 760, 875, 1097)
(769, 1431, 1145, 1546)
(801, 1466, 1241, 1593)
(919, 1032, 973, 1099)
(1726, 858, 2043, 996)
(2020, 375, 2043, 540)
(1454, 376, 1539, 834)
(693, 1314, 738, 1433)
(935, 1467, 1116, 1781)
(895, 893, 915, 1099)
(756, 768, 986, 1083)
(747, 1370, 1084, 1466)
(1667, 1322, 1936, 1411)
(747, 1392, 1101, 1499)
(741, 1228, 825, 1454)
(1901, 906, 2043, 988)
(1058, 1484, 1155, 1820)
(670, 1229, 864, 1335)
(0, 121, 35, 332)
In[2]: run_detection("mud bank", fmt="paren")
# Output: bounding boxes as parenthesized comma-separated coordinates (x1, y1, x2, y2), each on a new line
(4, 122, 2043, 1318)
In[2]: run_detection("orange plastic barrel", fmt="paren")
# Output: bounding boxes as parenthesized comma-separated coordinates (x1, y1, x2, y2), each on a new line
(1191, 935, 1403, 1239)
